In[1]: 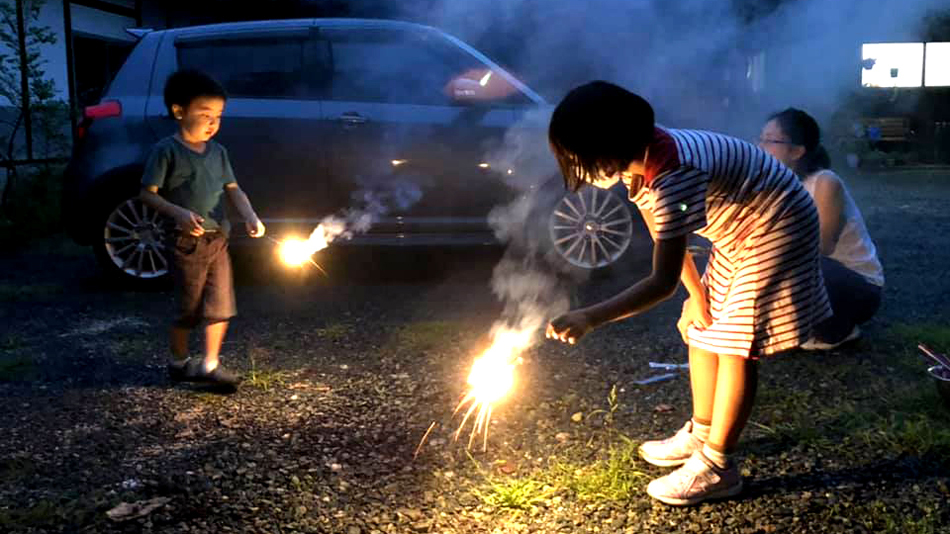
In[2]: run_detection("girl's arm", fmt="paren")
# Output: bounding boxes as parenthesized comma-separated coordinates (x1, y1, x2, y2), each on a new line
(583, 232, 686, 327)
(640, 207, 706, 301)
(811, 172, 845, 256)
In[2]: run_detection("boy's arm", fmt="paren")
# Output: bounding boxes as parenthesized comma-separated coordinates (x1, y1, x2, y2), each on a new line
(225, 183, 265, 237)
(140, 186, 205, 236)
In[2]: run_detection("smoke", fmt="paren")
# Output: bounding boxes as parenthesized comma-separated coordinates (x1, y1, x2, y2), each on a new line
(308, 177, 423, 247)
(399, 0, 946, 133)
(480, 106, 571, 353)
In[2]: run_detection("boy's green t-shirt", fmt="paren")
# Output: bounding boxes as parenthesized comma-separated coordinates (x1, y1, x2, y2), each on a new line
(141, 136, 237, 232)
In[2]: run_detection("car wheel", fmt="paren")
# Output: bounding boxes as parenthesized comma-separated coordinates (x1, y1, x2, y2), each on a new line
(93, 196, 174, 287)
(547, 186, 637, 273)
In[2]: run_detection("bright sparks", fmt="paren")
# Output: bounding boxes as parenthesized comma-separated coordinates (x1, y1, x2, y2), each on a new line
(278, 238, 313, 267)
(275, 222, 341, 273)
(453, 326, 533, 451)
(478, 70, 493, 86)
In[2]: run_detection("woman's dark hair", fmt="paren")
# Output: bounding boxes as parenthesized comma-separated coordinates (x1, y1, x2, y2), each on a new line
(768, 107, 831, 175)
(549, 81, 655, 192)
(163, 69, 227, 117)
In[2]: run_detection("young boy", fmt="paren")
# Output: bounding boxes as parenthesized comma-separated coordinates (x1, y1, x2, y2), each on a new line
(140, 69, 265, 390)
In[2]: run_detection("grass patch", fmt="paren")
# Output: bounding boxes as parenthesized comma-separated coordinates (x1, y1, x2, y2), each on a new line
(315, 322, 352, 342)
(0, 353, 36, 381)
(245, 353, 287, 392)
(0, 283, 63, 302)
(552, 435, 648, 501)
(108, 336, 154, 362)
(473, 476, 554, 511)
(394, 320, 459, 352)
(0, 492, 111, 530)
(825, 500, 946, 534)
(890, 323, 950, 353)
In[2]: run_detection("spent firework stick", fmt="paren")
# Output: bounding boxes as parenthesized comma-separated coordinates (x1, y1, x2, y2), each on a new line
(918, 344, 950, 370)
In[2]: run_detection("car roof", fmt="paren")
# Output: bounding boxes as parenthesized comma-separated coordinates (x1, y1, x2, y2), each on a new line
(159, 18, 546, 105)
(163, 18, 442, 38)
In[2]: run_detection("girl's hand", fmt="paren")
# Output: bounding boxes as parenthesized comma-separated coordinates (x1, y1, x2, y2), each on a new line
(677, 295, 712, 344)
(546, 310, 593, 345)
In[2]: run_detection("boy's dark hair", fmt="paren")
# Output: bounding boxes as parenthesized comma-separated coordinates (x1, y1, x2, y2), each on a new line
(549, 81, 655, 192)
(768, 107, 831, 176)
(163, 69, 227, 117)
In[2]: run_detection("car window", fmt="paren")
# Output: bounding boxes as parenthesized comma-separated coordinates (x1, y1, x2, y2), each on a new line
(322, 28, 531, 106)
(177, 37, 329, 99)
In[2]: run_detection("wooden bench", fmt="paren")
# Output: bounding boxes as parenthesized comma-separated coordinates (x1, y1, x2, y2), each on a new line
(861, 117, 913, 142)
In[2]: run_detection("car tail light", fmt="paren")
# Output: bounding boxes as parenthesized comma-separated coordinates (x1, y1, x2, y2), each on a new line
(77, 100, 122, 140)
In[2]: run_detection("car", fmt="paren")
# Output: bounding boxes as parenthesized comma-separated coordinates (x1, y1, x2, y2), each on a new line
(63, 18, 643, 286)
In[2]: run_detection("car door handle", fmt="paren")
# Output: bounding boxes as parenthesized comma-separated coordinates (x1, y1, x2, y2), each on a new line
(338, 112, 368, 125)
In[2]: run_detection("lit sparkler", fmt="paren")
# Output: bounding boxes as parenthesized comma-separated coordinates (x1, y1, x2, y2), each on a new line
(454, 327, 533, 450)
(272, 221, 343, 274)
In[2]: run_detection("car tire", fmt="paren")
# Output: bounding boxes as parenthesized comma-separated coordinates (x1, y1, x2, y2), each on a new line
(92, 194, 175, 289)
(532, 183, 650, 279)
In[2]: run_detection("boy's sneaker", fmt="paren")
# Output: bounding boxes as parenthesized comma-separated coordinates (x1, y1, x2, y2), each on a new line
(167, 358, 191, 382)
(801, 326, 861, 351)
(646, 450, 743, 506)
(639, 420, 704, 467)
(183, 359, 241, 392)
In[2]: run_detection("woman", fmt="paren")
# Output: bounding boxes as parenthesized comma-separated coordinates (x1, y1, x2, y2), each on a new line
(759, 108, 883, 350)
(545, 81, 830, 506)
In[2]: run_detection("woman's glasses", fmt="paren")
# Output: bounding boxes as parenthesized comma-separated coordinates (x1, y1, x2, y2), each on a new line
(757, 137, 795, 146)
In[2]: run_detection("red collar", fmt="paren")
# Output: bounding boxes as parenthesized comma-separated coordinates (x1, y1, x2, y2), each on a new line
(643, 127, 679, 185)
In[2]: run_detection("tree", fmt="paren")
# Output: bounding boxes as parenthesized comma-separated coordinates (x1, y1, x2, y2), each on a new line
(0, 0, 62, 215)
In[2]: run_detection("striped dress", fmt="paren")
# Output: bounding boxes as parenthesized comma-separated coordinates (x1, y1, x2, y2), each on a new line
(629, 128, 831, 357)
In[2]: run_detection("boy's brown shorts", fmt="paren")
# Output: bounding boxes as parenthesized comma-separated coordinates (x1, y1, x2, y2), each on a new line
(168, 231, 236, 329)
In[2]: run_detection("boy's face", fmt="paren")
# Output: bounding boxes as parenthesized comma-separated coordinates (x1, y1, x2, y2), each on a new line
(172, 96, 225, 142)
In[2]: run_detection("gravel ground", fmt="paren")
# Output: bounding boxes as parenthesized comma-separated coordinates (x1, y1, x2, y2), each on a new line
(1, 169, 949, 533)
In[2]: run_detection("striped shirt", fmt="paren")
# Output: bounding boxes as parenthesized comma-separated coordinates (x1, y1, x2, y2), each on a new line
(630, 128, 831, 357)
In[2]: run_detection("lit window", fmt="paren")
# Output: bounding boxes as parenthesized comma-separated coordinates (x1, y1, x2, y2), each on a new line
(925, 42, 950, 87)
(861, 43, 923, 88)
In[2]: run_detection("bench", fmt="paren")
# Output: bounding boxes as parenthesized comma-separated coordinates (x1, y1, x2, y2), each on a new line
(862, 117, 913, 142)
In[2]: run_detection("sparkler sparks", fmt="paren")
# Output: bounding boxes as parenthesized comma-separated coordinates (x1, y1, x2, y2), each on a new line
(273, 220, 344, 274)
(453, 326, 532, 450)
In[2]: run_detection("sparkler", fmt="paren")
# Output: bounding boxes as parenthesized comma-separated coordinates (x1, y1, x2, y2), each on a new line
(455, 327, 532, 449)
(272, 221, 343, 275)
(414, 326, 535, 459)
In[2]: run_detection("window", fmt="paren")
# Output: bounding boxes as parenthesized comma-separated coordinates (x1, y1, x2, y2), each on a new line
(74, 34, 134, 108)
(925, 42, 950, 87)
(861, 43, 924, 88)
(324, 29, 530, 106)
(177, 37, 328, 98)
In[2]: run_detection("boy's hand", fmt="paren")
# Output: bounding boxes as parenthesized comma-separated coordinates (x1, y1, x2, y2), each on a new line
(176, 209, 205, 236)
(246, 216, 265, 238)
(546, 310, 593, 345)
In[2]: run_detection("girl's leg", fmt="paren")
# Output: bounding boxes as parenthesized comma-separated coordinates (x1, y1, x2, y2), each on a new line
(706, 354, 759, 454)
(688, 346, 719, 424)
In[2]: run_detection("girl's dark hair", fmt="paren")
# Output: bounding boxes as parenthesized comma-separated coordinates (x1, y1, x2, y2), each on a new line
(549, 81, 655, 192)
(163, 69, 227, 116)
(768, 107, 831, 175)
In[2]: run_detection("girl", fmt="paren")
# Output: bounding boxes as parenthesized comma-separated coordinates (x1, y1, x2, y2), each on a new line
(758, 108, 883, 350)
(545, 81, 830, 506)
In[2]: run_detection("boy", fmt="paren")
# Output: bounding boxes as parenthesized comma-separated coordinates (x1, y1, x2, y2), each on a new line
(140, 69, 265, 390)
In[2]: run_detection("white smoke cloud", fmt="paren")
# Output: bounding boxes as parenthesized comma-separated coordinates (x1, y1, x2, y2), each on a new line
(400, 0, 946, 133)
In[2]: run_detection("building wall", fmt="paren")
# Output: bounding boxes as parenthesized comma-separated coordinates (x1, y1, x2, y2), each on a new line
(0, 0, 135, 106)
